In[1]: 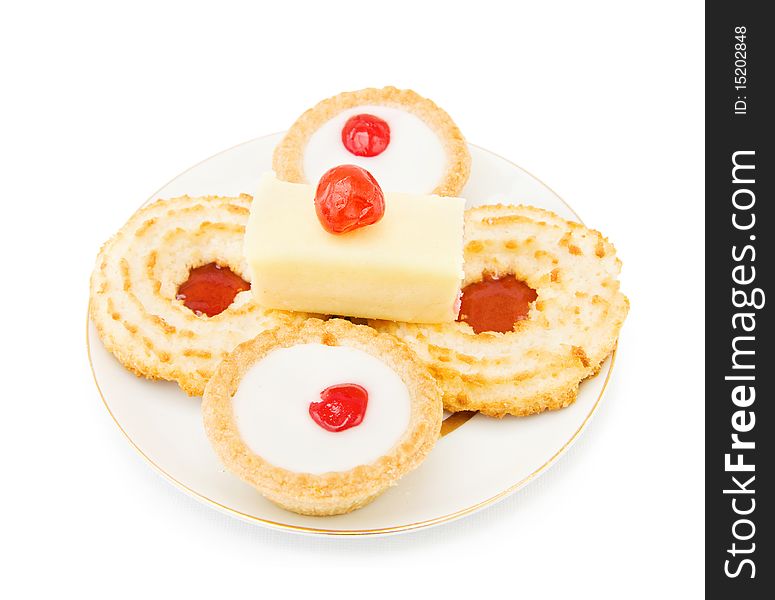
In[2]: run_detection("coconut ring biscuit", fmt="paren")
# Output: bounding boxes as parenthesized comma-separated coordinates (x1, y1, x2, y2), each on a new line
(372, 204, 629, 418)
(273, 86, 471, 196)
(90, 194, 306, 396)
(202, 318, 443, 516)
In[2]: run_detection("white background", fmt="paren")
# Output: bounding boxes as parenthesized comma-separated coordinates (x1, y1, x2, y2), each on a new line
(1, 1, 704, 597)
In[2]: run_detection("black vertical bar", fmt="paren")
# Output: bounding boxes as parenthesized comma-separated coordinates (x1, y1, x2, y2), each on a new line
(706, 2, 772, 596)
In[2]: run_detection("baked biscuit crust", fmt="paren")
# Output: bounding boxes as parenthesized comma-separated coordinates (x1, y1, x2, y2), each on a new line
(372, 205, 629, 417)
(202, 318, 443, 516)
(272, 86, 471, 197)
(89, 194, 306, 396)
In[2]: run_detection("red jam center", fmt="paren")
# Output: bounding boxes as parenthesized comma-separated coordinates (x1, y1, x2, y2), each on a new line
(314, 164, 385, 234)
(176, 263, 250, 317)
(457, 274, 537, 334)
(309, 383, 369, 433)
(341, 113, 391, 157)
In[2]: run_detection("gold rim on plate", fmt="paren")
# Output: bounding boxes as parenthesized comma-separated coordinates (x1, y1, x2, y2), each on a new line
(86, 135, 618, 536)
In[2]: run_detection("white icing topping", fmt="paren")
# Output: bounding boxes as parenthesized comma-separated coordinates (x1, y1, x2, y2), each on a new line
(303, 105, 447, 194)
(232, 343, 411, 474)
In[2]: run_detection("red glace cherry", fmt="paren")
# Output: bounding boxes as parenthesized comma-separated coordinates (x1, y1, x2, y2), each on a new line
(341, 113, 390, 157)
(309, 384, 369, 433)
(314, 164, 385, 234)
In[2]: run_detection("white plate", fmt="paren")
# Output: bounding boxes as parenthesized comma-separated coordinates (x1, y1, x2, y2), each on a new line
(87, 133, 615, 536)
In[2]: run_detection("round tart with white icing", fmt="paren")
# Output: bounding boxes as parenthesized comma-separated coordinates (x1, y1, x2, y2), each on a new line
(272, 86, 471, 196)
(202, 318, 443, 516)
